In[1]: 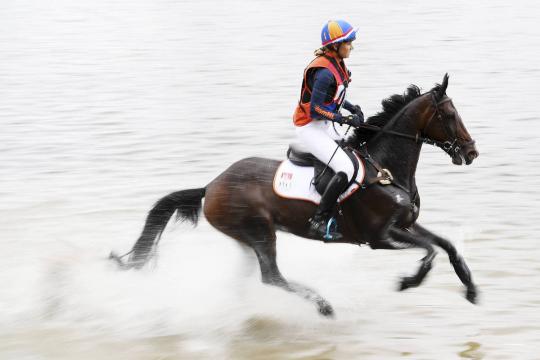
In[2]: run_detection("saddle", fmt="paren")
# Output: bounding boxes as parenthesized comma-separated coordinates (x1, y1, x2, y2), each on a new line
(286, 142, 360, 194)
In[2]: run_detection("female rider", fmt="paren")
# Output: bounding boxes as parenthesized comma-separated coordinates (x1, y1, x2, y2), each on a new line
(293, 20, 364, 241)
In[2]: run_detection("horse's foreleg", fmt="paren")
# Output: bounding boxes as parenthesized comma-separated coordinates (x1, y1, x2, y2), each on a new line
(385, 227, 438, 291)
(411, 223, 477, 304)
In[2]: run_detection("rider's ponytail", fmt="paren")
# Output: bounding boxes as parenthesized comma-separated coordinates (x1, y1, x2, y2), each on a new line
(314, 47, 326, 56)
(314, 44, 339, 57)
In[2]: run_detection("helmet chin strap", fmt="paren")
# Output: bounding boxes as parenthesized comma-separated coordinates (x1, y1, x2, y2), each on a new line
(327, 45, 344, 60)
(329, 43, 340, 52)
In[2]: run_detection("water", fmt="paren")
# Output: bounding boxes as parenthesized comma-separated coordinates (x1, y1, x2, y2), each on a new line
(1, 0, 539, 358)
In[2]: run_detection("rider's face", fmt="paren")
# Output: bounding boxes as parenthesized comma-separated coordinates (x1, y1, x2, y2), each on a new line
(338, 41, 353, 59)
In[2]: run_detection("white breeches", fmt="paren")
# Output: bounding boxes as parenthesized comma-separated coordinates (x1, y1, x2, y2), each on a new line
(295, 120, 355, 182)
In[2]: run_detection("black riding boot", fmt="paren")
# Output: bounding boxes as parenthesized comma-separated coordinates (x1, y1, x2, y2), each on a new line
(309, 171, 348, 241)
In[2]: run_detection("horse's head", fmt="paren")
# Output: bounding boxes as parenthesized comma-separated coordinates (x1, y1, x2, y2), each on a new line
(421, 74, 479, 165)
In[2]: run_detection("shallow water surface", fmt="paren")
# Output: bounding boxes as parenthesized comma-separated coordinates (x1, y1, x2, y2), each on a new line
(1, 0, 540, 359)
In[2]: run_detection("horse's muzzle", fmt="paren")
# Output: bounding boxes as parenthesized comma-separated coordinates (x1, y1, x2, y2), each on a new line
(461, 140, 479, 165)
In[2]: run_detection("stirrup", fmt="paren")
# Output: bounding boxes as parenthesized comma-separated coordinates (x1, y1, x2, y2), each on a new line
(324, 217, 338, 240)
(309, 216, 342, 241)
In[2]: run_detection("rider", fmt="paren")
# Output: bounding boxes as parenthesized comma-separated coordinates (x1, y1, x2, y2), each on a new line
(293, 20, 364, 241)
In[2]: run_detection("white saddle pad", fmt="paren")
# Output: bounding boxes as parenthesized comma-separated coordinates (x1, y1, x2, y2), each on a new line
(273, 153, 365, 205)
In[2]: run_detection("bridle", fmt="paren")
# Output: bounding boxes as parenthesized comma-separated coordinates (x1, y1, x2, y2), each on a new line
(350, 91, 472, 196)
(421, 93, 462, 157)
(357, 91, 473, 158)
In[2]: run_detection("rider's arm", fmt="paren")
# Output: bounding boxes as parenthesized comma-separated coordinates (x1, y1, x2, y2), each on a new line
(310, 68, 344, 124)
(342, 100, 355, 113)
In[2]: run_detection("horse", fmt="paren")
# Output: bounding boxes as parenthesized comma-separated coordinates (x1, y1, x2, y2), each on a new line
(110, 74, 479, 317)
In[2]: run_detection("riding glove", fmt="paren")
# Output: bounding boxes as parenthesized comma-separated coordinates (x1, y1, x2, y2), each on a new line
(343, 101, 364, 117)
(350, 105, 364, 118)
(343, 114, 364, 128)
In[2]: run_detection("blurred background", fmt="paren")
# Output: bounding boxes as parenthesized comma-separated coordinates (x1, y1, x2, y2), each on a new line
(1, 0, 539, 359)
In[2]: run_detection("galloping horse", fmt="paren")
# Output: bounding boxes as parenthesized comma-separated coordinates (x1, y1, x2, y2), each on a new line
(110, 74, 479, 317)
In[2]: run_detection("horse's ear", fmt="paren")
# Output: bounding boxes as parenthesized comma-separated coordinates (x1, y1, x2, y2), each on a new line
(439, 73, 449, 97)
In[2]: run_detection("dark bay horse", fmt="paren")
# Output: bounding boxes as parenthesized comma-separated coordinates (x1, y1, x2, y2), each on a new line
(110, 74, 479, 317)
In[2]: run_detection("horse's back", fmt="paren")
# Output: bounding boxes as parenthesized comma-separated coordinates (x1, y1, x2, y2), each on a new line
(208, 157, 280, 186)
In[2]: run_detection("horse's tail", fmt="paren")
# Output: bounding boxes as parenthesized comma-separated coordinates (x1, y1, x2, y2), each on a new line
(115, 188, 206, 269)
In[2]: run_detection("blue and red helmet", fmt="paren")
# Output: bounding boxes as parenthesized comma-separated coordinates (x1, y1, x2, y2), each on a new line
(321, 20, 357, 47)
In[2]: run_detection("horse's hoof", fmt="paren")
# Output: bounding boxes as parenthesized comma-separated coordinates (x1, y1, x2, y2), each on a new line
(399, 277, 413, 291)
(109, 252, 130, 270)
(317, 300, 335, 318)
(466, 287, 478, 304)
(109, 251, 120, 262)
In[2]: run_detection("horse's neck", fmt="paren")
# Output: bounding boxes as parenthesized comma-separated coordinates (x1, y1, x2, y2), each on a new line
(369, 101, 424, 191)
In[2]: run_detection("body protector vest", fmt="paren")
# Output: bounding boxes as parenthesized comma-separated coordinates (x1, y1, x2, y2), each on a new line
(293, 55, 351, 126)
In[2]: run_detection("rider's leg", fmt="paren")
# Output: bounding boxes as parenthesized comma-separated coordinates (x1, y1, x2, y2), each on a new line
(296, 121, 355, 240)
(309, 171, 348, 240)
(295, 120, 355, 180)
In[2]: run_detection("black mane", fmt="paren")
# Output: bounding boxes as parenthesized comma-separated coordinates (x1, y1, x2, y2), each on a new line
(348, 84, 422, 146)
(347, 80, 449, 146)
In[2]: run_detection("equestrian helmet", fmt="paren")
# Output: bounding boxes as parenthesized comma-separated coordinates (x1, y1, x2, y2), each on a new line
(321, 20, 357, 46)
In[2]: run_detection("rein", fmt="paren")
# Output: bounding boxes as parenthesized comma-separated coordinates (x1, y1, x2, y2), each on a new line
(347, 91, 468, 195)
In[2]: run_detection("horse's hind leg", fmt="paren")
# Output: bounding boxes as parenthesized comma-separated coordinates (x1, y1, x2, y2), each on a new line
(236, 218, 334, 317)
(411, 224, 478, 304)
(253, 241, 335, 317)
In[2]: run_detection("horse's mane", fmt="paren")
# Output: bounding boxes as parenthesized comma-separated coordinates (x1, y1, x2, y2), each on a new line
(347, 84, 422, 146)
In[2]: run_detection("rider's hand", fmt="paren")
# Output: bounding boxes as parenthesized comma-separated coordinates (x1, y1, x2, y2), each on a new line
(350, 104, 364, 119)
(344, 114, 364, 128)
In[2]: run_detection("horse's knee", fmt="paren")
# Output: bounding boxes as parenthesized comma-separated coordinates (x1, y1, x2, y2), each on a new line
(443, 240, 460, 257)
(436, 239, 461, 263)
(425, 247, 437, 262)
(433, 237, 458, 258)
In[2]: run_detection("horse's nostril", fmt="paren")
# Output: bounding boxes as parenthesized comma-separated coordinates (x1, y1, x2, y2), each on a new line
(468, 150, 479, 160)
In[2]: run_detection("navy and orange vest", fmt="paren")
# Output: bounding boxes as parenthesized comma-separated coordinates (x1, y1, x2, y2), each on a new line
(293, 54, 351, 126)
